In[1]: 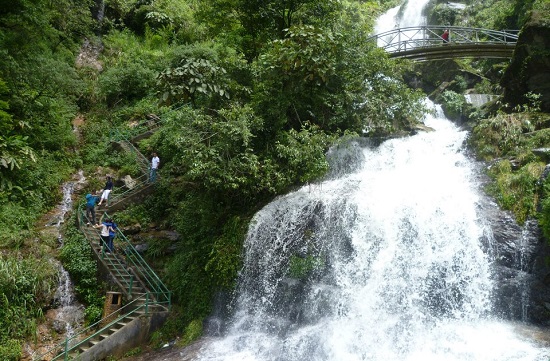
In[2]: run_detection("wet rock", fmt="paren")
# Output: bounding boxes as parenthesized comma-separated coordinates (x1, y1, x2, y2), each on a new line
(159, 230, 180, 241)
(134, 243, 149, 253)
(501, 14, 550, 112)
(122, 223, 141, 235)
(122, 175, 137, 190)
(52, 319, 66, 334)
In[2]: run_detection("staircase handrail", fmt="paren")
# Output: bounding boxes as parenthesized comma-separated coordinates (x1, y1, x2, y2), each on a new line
(108, 103, 188, 143)
(42, 109, 172, 360)
(103, 211, 172, 307)
(33, 295, 151, 361)
(109, 132, 150, 171)
(78, 204, 139, 297)
(79, 205, 170, 308)
(106, 172, 151, 208)
(108, 120, 161, 143)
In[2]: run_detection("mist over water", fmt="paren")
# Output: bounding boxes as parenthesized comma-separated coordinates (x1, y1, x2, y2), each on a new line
(195, 103, 550, 361)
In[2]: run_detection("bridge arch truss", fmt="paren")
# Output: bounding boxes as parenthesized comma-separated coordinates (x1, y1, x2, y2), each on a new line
(368, 26, 519, 61)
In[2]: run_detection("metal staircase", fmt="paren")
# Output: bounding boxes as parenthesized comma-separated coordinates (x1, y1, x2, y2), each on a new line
(105, 129, 157, 212)
(34, 208, 171, 360)
(34, 117, 171, 361)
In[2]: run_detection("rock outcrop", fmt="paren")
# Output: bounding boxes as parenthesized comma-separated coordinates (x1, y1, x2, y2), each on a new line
(501, 7, 550, 112)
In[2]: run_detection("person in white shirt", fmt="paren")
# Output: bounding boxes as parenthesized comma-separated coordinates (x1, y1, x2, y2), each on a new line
(98, 176, 113, 206)
(94, 219, 115, 252)
(150, 152, 160, 182)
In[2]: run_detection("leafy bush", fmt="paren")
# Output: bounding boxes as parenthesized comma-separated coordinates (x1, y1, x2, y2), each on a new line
(179, 319, 203, 346)
(205, 216, 247, 289)
(428, 3, 460, 25)
(0, 339, 22, 361)
(98, 61, 157, 107)
(441, 90, 465, 121)
(487, 160, 544, 224)
(0, 203, 37, 248)
(112, 203, 152, 226)
(0, 255, 56, 344)
(59, 217, 105, 325)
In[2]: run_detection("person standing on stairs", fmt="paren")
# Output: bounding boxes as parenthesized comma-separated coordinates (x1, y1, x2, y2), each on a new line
(150, 152, 160, 182)
(94, 219, 115, 252)
(106, 218, 117, 252)
(98, 175, 113, 206)
(85, 192, 99, 225)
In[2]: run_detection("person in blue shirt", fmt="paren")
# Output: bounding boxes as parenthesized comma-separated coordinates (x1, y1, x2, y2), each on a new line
(106, 218, 117, 252)
(85, 192, 99, 225)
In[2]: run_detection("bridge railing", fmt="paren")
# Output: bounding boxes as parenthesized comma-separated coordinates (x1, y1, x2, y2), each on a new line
(368, 26, 519, 54)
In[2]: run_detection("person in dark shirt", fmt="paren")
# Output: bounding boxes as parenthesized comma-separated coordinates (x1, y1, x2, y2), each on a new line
(98, 176, 113, 206)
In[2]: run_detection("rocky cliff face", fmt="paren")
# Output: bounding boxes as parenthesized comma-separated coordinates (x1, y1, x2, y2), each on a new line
(501, 9, 550, 112)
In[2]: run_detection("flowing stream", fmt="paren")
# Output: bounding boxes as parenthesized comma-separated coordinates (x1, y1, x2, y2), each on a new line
(49, 171, 86, 339)
(195, 102, 550, 361)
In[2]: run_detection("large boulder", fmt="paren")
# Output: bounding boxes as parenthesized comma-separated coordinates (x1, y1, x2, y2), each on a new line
(501, 8, 550, 112)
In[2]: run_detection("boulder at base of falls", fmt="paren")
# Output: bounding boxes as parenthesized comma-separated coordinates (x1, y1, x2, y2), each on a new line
(480, 193, 550, 325)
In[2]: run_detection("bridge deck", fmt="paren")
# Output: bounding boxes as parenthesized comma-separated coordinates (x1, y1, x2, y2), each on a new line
(368, 26, 519, 61)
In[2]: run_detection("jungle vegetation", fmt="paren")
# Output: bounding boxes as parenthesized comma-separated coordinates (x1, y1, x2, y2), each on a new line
(0, 0, 548, 358)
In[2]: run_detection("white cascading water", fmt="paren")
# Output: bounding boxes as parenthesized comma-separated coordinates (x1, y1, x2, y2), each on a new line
(50, 171, 86, 339)
(374, 0, 431, 50)
(195, 102, 550, 361)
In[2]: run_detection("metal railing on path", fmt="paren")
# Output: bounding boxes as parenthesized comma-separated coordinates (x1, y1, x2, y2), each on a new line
(33, 204, 171, 361)
(35, 296, 150, 361)
(79, 207, 171, 306)
(368, 26, 520, 60)
(101, 210, 172, 307)
(34, 113, 174, 360)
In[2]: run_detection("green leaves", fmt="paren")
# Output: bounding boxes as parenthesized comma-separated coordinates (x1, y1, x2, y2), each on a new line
(59, 219, 104, 324)
(260, 25, 338, 85)
(0, 255, 56, 343)
(274, 124, 333, 183)
(0, 135, 35, 170)
(205, 216, 246, 289)
(157, 57, 230, 107)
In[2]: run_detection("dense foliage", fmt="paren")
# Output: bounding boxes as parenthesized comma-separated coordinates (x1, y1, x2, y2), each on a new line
(0, 0, 94, 352)
(1, 0, 548, 357)
(87, 0, 425, 332)
(59, 217, 105, 324)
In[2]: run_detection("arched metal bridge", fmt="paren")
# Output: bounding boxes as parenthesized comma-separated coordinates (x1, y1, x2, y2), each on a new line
(368, 26, 520, 61)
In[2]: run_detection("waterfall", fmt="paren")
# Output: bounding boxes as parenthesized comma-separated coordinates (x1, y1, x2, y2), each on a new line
(375, 0, 429, 33)
(196, 103, 550, 361)
(49, 171, 85, 340)
(374, 0, 430, 49)
(52, 265, 83, 339)
(464, 94, 497, 108)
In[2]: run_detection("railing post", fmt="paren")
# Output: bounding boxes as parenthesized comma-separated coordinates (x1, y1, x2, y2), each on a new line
(145, 293, 150, 315)
(64, 337, 69, 361)
(129, 274, 133, 296)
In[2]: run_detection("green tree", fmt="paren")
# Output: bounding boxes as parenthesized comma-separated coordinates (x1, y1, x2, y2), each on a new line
(157, 57, 229, 107)
(199, 0, 341, 60)
(253, 23, 425, 136)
